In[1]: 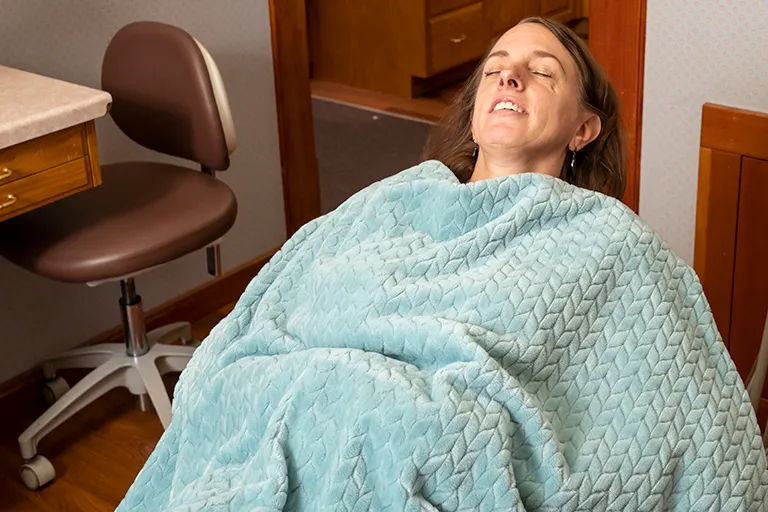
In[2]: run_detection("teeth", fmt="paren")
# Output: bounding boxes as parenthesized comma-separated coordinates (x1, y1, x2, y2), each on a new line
(493, 101, 523, 112)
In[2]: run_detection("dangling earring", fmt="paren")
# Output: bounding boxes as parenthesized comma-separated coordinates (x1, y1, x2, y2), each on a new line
(570, 148, 577, 171)
(472, 143, 479, 159)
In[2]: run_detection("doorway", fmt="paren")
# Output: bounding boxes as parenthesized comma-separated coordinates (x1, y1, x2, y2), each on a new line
(269, 0, 646, 237)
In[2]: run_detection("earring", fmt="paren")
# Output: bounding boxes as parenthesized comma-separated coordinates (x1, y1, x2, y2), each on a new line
(570, 148, 577, 171)
(472, 143, 479, 159)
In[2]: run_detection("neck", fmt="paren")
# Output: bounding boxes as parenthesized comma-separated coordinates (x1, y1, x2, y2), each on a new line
(469, 147, 566, 182)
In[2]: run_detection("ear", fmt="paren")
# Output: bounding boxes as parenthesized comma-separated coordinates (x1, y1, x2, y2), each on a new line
(570, 113, 601, 151)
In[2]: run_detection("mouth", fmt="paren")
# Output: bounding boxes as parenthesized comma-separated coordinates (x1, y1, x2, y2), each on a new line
(489, 97, 527, 115)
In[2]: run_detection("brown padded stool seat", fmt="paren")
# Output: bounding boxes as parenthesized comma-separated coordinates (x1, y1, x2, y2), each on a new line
(0, 162, 237, 283)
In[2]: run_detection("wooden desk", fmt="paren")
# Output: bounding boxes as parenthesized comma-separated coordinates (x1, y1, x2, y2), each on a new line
(0, 66, 111, 222)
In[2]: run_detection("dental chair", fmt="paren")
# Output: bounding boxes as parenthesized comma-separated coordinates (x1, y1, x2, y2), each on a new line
(0, 20, 237, 489)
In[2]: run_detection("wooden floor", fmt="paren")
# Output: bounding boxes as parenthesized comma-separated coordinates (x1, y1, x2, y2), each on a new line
(0, 304, 233, 511)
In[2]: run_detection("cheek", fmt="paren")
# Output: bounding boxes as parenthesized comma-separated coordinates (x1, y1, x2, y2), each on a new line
(473, 84, 498, 128)
(539, 93, 580, 131)
(553, 89, 582, 121)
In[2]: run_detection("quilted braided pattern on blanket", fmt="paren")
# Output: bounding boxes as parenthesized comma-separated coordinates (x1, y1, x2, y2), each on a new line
(118, 161, 768, 511)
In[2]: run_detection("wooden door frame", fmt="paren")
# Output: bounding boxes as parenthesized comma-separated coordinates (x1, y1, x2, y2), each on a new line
(589, 0, 647, 212)
(269, 0, 322, 237)
(268, 0, 647, 238)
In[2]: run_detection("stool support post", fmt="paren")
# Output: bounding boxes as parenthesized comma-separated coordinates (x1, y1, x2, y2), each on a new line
(201, 165, 223, 277)
(119, 278, 149, 357)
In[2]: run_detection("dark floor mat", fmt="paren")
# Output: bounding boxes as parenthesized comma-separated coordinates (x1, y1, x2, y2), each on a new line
(312, 98, 433, 213)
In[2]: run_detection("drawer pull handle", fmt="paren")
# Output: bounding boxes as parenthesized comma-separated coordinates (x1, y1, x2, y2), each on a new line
(0, 168, 12, 181)
(450, 34, 467, 44)
(0, 194, 17, 209)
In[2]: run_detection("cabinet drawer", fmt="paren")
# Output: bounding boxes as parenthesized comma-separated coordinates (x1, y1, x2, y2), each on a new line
(428, 3, 489, 75)
(0, 157, 91, 222)
(427, 0, 478, 17)
(0, 124, 85, 186)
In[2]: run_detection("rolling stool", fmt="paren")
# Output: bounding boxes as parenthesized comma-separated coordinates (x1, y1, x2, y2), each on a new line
(0, 21, 238, 489)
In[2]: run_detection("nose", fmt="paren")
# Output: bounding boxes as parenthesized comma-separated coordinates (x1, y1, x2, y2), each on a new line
(498, 69, 523, 90)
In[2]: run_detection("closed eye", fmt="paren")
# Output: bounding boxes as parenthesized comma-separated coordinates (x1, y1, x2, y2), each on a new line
(483, 70, 501, 76)
(532, 70, 552, 78)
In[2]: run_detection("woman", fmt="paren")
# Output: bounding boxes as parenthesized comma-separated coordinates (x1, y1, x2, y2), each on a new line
(425, 17, 625, 196)
(118, 19, 768, 512)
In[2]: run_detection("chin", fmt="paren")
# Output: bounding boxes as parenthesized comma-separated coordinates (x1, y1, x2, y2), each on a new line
(481, 126, 526, 148)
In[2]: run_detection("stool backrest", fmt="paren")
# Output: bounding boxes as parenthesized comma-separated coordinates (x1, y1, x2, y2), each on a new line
(102, 21, 236, 171)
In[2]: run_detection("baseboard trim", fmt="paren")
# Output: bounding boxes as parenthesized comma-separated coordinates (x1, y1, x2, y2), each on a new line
(0, 247, 278, 400)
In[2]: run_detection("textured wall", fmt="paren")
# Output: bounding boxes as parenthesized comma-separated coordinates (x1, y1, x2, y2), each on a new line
(0, 1, 286, 382)
(639, 0, 768, 263)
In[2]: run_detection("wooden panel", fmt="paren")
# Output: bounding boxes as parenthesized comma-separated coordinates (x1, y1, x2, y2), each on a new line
(701, 103, 768, 161)
(311, 80, 451, 122)
(580, 0, 589, 17)
(730, 157, 768, 387)
(0, 124, 85, 186)
(427, 0, 477, 17)
(589, 0, 646, 213)
(270, 0, 322, 236)
(693, 147, 742, 347)
(484, 0, 539, 38)
(541, 0, 579, 23)
(428, 3, 488, 75)
(0, 157, 90, 222)
(84, 120, 103, 187)
(306, 0, 428, 96)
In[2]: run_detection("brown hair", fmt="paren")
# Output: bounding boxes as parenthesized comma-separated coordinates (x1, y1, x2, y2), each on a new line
(422, 17, 627, 199)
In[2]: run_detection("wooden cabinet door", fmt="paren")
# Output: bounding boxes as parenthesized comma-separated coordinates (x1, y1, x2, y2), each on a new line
(484, 0, 541, 38)
(541, 0, 580, 23)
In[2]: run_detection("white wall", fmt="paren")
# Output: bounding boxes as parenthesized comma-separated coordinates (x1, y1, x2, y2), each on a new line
(639, 0, 768, 264)
(0, 1, 286, 383)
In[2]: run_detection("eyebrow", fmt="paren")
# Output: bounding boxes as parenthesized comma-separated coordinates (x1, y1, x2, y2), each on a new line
(486, 49, 567, 76)
(487, 50, 509, 60)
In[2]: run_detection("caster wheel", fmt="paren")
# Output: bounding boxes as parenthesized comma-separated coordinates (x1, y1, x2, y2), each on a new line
(181, 338, 201, 348)
(42, 377, 70, 405)
(20, 455, 56, 490)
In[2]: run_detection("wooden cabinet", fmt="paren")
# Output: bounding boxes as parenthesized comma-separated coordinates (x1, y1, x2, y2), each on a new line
(427, 0, 477, 17)
(541, 0, 580, 22)
(484, 0, 540, 38)
(428, 4, 489, 75)
(307, 0, 584, 98)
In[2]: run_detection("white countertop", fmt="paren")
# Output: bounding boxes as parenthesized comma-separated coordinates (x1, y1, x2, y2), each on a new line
(0, 65, 112, 150)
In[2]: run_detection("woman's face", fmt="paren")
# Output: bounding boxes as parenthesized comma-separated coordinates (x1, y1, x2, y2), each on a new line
(471, 23, 590, 161)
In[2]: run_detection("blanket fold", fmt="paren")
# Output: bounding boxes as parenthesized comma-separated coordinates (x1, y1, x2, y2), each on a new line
(118, 161, 768, 511)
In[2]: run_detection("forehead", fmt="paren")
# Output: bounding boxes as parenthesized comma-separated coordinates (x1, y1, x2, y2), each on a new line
(490, 23, 569, 60)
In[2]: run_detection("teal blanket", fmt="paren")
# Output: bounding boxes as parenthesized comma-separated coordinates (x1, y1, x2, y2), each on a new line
(118, 162, 768, 511)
